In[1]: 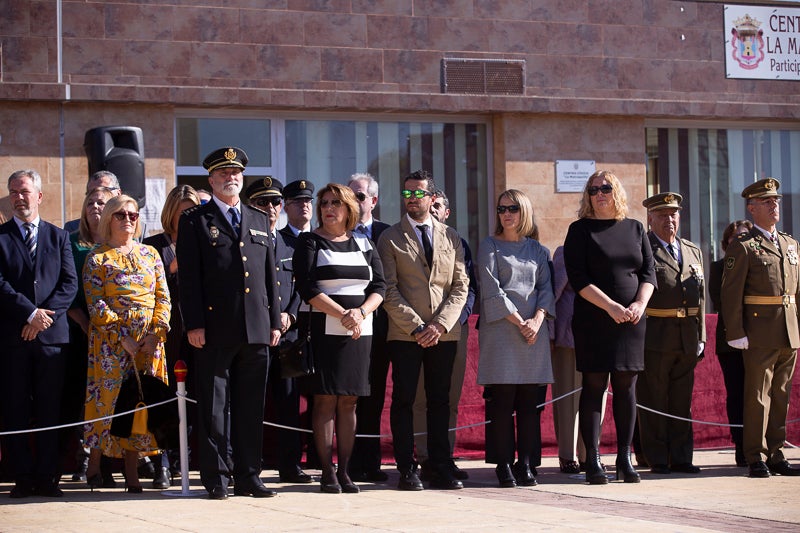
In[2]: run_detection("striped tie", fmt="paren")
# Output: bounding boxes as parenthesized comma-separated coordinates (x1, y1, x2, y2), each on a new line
(228, 207, 241, 239)
(23, 222, 37, 261)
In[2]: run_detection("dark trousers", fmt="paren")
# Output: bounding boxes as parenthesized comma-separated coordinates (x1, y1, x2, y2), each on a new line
(265, 356, 303, 473)
(485, 384, 543, 467)
(637, 348, 698, 465)
(1, 341, 67, 487)
(389, 340, 456, 472)
(717, 350, 745, 449)
(194, 341, 269, 491)
(351, 330, 390, 474)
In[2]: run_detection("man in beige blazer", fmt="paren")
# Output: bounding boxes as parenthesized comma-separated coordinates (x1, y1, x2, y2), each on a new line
(378, 170, 468, 491)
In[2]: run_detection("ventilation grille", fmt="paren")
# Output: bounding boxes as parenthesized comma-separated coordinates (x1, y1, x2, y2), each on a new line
(441, 58, 525, 95)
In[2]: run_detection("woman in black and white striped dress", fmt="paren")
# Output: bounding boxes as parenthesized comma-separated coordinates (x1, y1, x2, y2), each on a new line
(294, 182, 385, 494)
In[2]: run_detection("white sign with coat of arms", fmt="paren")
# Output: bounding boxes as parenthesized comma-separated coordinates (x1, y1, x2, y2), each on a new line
(725, 4, 800, 80)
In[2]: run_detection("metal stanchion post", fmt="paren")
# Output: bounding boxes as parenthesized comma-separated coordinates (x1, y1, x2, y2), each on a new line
(162, 360, 204, 497)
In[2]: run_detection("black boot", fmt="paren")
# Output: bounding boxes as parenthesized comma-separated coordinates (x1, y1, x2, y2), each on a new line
(495, 463, 517, 488)
(615, 446, 641, 483)
(585, 449, 608, 485)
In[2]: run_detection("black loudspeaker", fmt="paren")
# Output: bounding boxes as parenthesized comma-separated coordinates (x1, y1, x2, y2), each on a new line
(84, 126, 146, 208)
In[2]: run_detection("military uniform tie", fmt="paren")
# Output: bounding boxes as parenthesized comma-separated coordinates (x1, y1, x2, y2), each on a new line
(228, 207, 241, 239)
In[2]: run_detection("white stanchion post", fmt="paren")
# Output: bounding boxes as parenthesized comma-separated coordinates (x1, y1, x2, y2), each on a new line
(174, 360, 191, 495)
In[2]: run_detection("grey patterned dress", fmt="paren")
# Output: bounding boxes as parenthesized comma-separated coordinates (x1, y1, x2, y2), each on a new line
(477, 236, 555, 385)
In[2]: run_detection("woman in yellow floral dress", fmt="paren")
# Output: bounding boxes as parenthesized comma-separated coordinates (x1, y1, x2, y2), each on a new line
(82, 195, 171, 492)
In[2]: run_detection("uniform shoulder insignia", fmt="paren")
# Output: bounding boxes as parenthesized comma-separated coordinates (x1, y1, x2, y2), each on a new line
(183, 204, 203, 215)
(736, 232, 752, 242)
(725, 256, 735, 269)
(778, 230, 790, 236)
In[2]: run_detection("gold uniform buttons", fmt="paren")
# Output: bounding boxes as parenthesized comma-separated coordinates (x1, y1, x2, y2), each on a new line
(277, 281, 281, 287)
(245, 272, 250, 277)
(242, 256, 247, 262)
(245, 288, 250, 294)
(240, 242, 245, 247)
(208, 306, 213, 311)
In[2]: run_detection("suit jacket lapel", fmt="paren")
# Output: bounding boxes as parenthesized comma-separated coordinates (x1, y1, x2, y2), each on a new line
(400, 216, 427, 270)
(204, 202, 235, 240)
(650, 233, 680, 273)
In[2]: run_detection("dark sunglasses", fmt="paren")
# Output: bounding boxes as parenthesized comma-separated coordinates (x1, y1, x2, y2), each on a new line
(496, 205, 520, 214)
(401, 189, 432, 199)
(588, 184, 613, 196)
(254, 197, 282, 208)
(354, 192, 368, 202)
(320, 198, 343, 208)
(112, 210, 139, 222)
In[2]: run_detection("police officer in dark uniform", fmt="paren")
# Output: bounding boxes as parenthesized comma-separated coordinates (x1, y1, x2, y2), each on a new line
(721, 177, 800, 478)
(177, 147, 282, 499)
(245, 177, 313, 484)
(638, 192, 705, 475)
(280, 180, 315, 246)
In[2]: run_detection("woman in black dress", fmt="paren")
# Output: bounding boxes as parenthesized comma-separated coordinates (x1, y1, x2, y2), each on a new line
(294, 183, 385, 494)
(708, 220, 752, 468)
(564, 170, 656, 484)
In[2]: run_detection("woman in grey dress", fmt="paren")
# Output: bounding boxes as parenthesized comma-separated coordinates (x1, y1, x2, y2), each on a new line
(477, 189, 554, 488)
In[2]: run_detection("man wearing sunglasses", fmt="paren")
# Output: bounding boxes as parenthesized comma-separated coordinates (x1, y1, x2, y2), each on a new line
(280, 180, 315, 245)
(638, 192, 705, 476)
(177, 147, 282, 500)
(245, 177, 314, 486)
(412, 189, 477, 483)
(378, 170, 469, 491)
(1, 169, 78, 497)
(347, 173, 393, 483)
(722, 178, 800, 478)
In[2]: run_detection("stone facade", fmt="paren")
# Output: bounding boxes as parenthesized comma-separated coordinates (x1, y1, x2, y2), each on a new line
(0, 0, 798, 250)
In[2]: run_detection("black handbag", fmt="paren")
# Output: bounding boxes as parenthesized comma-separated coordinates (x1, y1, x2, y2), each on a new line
(277, 310, 315, 379)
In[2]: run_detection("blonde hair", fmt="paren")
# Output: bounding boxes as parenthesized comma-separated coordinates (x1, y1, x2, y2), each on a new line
(161, 184, 200, 235)
(98, 195, 141, 242)
(315, 183, 359, 231)
(78, 186, 117, 246)
(494, 189, 536, 238)
(577, 170, 628, 220)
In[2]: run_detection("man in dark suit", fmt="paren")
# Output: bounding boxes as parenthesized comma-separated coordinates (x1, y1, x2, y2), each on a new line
(378, 170, 469, 491)
(245, 177, 312, 485)
(0, 169, 77, 498)
(347, 173, 392, 482)
(177, 147, 282, 499)
(279, 179, 315, 246)
(721, 178, 800, 478)
(638, 192, 705, 475)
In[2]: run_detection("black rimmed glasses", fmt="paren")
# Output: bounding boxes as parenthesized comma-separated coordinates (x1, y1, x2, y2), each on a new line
(253, 197, 282, 208)
(112, 211, 139, 222)
(496, 205, 520, 214)
(588, 184, 613, 196)
(401, 189, 432, 199)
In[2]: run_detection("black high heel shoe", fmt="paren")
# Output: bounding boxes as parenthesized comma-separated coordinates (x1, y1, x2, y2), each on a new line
(320, 470, 342, 494)
(615, 447, 641, 483)
(585, 449, 609, 485)
(86, 473, 103, 492)
(336, 471, 360, 494)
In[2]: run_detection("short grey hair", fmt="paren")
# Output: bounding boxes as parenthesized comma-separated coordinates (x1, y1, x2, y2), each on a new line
(434, 189, 449, 209)
(8, 169, 42, 192)
(349, 172, 379, 197)
(88, 170, 120, 191)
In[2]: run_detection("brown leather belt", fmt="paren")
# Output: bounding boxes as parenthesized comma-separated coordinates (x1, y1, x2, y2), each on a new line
(744, 295, 796, 306)
(645, 307, 700, 318)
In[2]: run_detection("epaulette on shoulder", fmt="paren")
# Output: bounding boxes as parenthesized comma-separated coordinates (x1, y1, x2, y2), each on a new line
(183, 204, 204, 215)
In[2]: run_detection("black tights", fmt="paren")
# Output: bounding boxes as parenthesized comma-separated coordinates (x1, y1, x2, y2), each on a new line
(312, 394, 358, 483)
(487, 384, 542, 467)
(579, 371, 638, 452)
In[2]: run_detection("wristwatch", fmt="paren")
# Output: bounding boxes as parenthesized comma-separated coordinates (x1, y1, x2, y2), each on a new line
(412, 324, 426, 335)
(359, 307, 367, 318)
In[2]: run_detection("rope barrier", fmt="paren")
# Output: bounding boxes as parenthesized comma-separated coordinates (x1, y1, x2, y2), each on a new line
(2, 385, 798, 438)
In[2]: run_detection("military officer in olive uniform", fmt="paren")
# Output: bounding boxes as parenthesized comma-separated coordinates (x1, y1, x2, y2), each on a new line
(245, 177, 314, 484)
(721, 177, 800, 478)
(177, 147, 282, 499)
(638, 192, 705, 475)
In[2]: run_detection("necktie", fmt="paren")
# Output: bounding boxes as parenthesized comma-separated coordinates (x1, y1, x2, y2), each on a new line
(228, 207, 241, 239)
(418, 224, 433, 267)
(355, 224, 368, 238)
(23, 222, 37, 262)
(770, 233, 779, 246)
(667, 243, 678, 262)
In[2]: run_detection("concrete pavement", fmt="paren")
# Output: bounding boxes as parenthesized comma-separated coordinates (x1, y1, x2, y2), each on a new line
(1, 448, 798, 532)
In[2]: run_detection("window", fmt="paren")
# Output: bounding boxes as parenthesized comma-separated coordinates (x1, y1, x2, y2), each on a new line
(646, 126, 800, 261)
(176, 114, 490, 253)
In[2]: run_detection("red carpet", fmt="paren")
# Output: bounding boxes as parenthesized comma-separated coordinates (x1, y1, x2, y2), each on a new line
(377, 314, 800, 460)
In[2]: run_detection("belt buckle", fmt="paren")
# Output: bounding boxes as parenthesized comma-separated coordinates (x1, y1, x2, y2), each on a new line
(782, 294, 791, 307)
(676, 308, 687, 318)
